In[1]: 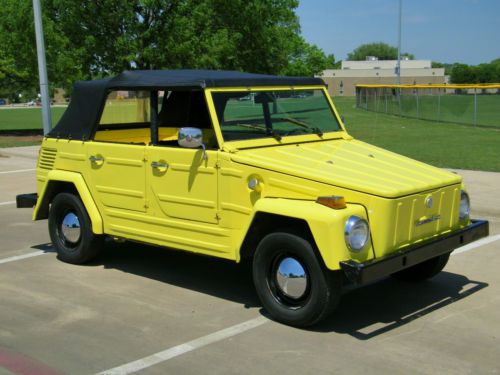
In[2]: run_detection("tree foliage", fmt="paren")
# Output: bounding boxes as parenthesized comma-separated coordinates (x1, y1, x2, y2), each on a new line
(347, 42, 414, 61)
(0, 0, 335, 98)
(450, 59, 500, 83)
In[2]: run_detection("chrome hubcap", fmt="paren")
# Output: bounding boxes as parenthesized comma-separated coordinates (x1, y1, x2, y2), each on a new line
(61, 212, 81, 243)
(275, 257, 308, 299)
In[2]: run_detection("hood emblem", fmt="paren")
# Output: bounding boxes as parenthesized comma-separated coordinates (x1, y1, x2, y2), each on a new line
(425, 196, 433, 208)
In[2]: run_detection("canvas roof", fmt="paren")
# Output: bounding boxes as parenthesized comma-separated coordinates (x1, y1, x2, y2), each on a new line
(48, 70, 325, 139)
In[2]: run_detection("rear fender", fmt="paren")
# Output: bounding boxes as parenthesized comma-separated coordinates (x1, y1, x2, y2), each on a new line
(33, 170, 103, 234)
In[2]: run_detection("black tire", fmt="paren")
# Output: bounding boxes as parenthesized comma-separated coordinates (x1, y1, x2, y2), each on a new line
(49, 192, 103, 264)
(391, 253, 450, 282)
(253, 232, 341, 327)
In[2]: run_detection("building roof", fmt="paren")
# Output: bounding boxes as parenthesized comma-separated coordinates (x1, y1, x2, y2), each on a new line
(48, 70, 325, 140)
(341, 60, 432, 70)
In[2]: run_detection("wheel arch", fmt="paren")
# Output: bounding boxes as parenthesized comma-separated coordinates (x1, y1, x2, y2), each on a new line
(33, 170, 103, 234)
(240, 212, 316, 260)
(238, 198, 374, 271)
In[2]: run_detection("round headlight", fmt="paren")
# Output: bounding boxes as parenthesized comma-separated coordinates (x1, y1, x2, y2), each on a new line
(345, 216, 370, 252)
(460, 190, 470, 220)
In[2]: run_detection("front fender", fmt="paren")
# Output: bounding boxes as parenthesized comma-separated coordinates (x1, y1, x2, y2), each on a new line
(251, 198, 375, 270)
(33, 170, 103, 234)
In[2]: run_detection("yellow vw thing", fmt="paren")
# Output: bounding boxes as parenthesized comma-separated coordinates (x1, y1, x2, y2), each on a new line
(17, 70, 489, 327)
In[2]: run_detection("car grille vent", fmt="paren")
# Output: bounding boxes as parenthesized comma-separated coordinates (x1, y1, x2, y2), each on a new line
(38, 147, 57, 170)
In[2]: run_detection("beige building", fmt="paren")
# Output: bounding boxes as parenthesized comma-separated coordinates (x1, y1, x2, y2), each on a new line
(319, 59, 446, 96)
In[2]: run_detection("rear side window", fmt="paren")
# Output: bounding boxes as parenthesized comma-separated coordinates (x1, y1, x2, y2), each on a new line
(99, 90, 150, 127)
(94, 90, 151, 144)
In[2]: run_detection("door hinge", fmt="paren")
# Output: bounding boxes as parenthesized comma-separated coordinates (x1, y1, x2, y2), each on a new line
(215, 212, 222, 220)
(144, 199, 149, 209)
(214, 161, 221, 169)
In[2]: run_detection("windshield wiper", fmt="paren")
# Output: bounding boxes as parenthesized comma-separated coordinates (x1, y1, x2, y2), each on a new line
(279, 117, 323, 137)
(235, 123, 282, 141)
(312, 127, 323, 136)
(270, 130, 282, 141)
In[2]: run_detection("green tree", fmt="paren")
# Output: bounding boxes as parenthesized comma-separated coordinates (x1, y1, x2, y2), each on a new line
(450, 64, 475, 83)
(44, 0, 326, 75)
(0, 0, 333, 99)
(347, 42, 414, 61)
(0, 0, 84, 96)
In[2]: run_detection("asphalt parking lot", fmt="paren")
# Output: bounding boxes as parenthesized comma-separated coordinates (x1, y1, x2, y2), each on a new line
(1, 146, 499, 375)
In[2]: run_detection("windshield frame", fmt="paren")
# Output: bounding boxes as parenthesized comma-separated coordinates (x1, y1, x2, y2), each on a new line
(205, 86, 349, 150)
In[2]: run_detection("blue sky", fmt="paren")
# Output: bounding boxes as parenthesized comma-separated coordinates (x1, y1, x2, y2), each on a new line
(296, 0, 500, 65)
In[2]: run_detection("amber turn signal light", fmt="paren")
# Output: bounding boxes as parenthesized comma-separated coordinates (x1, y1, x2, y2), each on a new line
(316, 196, 347, 209)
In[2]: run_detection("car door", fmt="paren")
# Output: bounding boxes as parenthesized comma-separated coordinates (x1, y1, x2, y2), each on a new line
(86, 142, 147, 213)
(85, 89, 149, 214)
(146, 145, 218, 224)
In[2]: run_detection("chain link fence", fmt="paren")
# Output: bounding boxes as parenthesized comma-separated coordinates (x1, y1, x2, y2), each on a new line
(355, 84, 500, 128)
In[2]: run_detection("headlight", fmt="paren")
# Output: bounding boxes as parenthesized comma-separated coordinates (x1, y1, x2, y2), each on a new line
(345, 216, 370, 252)
(460, 190, 470, 220)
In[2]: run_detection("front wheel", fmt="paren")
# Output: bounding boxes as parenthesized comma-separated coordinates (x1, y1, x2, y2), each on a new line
(253, 232, 341, 327)
(49, 192, 103, 264)
(391, 253, 450, 282)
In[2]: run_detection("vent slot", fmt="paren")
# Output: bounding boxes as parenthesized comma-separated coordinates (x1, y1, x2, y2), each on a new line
(38, 148, 57, 170)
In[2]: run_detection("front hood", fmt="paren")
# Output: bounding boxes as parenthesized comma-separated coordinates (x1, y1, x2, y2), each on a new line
(230, 139, 461, 198)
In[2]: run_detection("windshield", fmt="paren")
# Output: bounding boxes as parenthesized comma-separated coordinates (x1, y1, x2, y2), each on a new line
(212, 89, 342, 142)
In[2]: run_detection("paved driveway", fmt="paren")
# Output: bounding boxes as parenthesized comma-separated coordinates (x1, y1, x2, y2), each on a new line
(1, 146, 499, 375)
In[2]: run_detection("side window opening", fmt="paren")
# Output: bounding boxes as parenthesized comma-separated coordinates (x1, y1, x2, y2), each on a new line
(156, 90, 217, 149)
(94, 90, 151, 144)
(93, 89, 217, 148)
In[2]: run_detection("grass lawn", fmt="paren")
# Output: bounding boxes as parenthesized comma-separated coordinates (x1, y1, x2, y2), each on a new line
(333, 97, 500, 172)
(0, 107, 67, 131)
(363, 93, 500, 128)
(0, 99, 499, 172)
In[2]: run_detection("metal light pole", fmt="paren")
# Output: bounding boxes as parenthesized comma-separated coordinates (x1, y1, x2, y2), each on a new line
(396, 0, 402, 85)
(33, 0, 52, 134)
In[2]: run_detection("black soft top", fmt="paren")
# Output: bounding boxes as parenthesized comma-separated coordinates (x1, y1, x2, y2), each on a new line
(48, 70, 325, 140)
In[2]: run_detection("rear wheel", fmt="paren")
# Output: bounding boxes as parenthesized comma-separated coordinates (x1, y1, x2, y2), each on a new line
(49, 192, 103, 264)
(391, 253, 450, 282)
(253, 232, 341, 327)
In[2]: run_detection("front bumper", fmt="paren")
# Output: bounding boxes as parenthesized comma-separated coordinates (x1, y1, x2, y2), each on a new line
(340, 219, 489, 285)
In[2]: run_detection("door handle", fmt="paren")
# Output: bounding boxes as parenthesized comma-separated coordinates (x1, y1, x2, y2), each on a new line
(89, 155, 104, 163)
(151, 161, 168, 169)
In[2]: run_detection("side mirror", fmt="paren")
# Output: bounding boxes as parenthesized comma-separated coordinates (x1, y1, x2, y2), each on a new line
(178, 127, 207, 159)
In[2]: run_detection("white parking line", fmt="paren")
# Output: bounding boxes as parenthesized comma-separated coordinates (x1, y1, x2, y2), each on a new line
(0, 201, 15, 206)
(0, 250, 48, 265)
(0, 168, 36, 175)
(97, 316, 269, 375)
(452, 234, 500, 255)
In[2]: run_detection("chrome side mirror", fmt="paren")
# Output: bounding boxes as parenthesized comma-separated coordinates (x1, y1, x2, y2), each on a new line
(178, 127, 207, 160)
